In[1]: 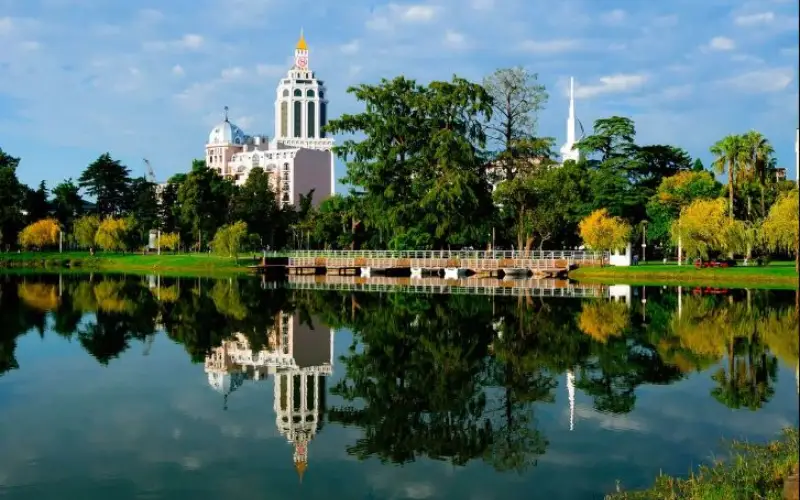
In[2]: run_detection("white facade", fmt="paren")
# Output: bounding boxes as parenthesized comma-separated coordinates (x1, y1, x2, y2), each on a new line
(559, 76, 581, 164)
(204, 32, 335, 207)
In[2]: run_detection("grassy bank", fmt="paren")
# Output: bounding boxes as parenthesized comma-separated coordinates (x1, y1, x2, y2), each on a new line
(0, 251, 258, 277)
(571, 261, 799, 289)
(608, 427, 799, 499)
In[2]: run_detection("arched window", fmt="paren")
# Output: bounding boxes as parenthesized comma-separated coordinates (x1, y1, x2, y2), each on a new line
(282, 89, 289, 97)
(306, 89, 315, 97)
(252, 154, 260, 167)
(283, 162, 290, 171)
(293, 89, 302, 97)
(293, 100, 302, 137)
(307, 101, 315, 138)
(319, 102, 327, 138)
(280, 101, 288, 137)
(282, 193, 290, 203)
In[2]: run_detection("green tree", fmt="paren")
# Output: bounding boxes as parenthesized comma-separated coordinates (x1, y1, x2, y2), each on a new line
(210, 221, 248, 259)
(177, 161, 235, 249)
(482, 67, 549, 182)
(158, 174, 185, 233)
(710, 134, 744, 220)
(23, 181, 50, 224)
(128, 177, 159, 238)
(51, 179, 84, 228)
(73, 215, 101, 250)
(232, 167, 279, 247)
(78, 153, 132, 216)
(739, 130, 775, 217)
(0, 148, 25, 248)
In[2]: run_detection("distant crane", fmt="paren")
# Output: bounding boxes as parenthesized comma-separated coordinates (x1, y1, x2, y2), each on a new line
(143, 158, 157, 183)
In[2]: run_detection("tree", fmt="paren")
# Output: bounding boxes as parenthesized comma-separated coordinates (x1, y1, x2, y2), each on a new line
(670, 198, 730, 260)
(23, 181, 50, 224)
(18, 218, 61, 249)
(78, 153, 132, 216)
(710, 135, 744, 219)
(578, 209, 632, 259)
(95, 217, 134, 252)
(483, 67, 549, 182)
(73, 215, 101, 250)
(326, 76, 495, 249)
(128, 177, 159, 239)
(645, 170, 722, 249)
(158, 232, 181, 252)
(0, 148, 25, 248)
(232, 167, 279, 246)
(762, 189, 799, 271)
(177, 161, 235, 249)
(691, 158, 705, 172)
(739, 130, 775, 217)
(210, 221, 248, 259)
(158, 174, 185, 233)
(51, 179, 84, 228)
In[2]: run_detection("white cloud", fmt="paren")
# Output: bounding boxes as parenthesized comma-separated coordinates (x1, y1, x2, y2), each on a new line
(734, 11, 775, 26)
(19, 41, 41, 51)
(518, 39, 581, 53)
(708, 36, 736, 51)
(720, 67, 794, 92)
(137, 8, 164, 23)
(0, 16, 12, 35)
(601, 9, 626, 25)
(220, 66, 246, 81)
(574, 74, 648, 99)
(443, 30, 468, 49)
(171, 65, 185, 77)
(255, 64, 283, 77)
(143, 34, 204, 52)
(366, 3, 437, 31)
(340, 40, 360, 55)
(179, 34, 204, 50)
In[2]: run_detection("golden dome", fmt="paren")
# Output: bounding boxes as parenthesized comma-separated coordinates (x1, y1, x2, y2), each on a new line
(296, 30, 308, 51)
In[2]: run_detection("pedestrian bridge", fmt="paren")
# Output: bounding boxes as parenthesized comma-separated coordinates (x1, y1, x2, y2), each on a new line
(279, 250, 606, 278)
(277, 274, 607, 298)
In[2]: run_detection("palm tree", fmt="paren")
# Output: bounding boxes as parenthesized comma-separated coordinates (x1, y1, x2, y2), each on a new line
(710, 134, 745, 219)
(740, 130, 775, 217)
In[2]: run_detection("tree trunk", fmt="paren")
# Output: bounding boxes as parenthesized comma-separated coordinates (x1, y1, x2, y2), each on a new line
(728, 162, 735, 219)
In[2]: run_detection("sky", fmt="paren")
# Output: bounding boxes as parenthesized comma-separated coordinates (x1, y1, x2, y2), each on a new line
(0, 0, 798, 192)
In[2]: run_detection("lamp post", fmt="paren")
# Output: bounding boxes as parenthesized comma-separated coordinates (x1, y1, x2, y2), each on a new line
(640, 221, 647, 263)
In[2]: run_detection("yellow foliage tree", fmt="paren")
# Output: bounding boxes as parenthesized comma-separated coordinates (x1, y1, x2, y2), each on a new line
(158, 232, 181, 252)
(670, 198, 731, 260)
(210, 221, 248, 260)
(761, 189, 799, 272)
(73, 215, 101, 249)
(18, 283, 60, 311)
(17, 218, 61, 249)
(578, 209, 632, 263)
(95, 217, 132, 252)
(578, 300, 629, 343)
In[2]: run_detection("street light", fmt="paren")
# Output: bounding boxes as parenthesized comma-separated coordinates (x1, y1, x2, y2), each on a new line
(640, 221, 647, 263)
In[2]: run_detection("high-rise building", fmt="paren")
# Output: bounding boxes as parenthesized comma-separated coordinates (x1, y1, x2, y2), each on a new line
(204, 31, 335, 207)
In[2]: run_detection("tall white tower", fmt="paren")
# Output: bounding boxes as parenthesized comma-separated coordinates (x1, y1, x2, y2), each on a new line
(559, 77, 581, 164)
(273, 30, 332, 150)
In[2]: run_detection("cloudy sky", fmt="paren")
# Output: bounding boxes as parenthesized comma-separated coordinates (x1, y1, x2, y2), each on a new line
(0, 0, 798, 190)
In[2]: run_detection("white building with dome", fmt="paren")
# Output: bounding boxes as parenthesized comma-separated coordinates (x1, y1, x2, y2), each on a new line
(205, 31, 335, 207)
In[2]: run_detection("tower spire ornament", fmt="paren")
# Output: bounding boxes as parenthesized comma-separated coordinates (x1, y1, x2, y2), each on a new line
(559, 77, 581, 164)
(224, 105, 229, 122)
(296, 28, 308, 51)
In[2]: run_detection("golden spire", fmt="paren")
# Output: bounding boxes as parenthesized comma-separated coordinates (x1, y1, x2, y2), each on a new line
(296, 29, 308, 51)
(294, 459, 307, 483)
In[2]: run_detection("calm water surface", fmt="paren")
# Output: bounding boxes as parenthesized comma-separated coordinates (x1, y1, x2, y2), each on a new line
(0, 274, 797, 499)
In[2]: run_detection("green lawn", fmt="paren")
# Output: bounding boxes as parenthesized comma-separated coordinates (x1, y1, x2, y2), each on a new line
(0, 251, 260, 277)
(570, 261, 799, 289)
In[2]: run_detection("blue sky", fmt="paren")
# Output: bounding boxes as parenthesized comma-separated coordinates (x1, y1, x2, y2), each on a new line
(0, 0, 798, 191)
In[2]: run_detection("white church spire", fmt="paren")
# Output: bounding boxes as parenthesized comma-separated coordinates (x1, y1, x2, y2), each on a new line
(560, 77, 581, 164)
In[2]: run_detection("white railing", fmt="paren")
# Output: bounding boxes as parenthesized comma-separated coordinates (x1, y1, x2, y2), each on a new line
(283, 249, 606, 261)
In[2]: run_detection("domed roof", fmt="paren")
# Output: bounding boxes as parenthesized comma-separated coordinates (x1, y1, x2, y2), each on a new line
(208, 106, 247, 145)
(208, 119, 246, 145)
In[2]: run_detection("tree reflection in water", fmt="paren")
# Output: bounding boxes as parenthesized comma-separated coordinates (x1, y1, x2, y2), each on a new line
(0, 275, 796, 473)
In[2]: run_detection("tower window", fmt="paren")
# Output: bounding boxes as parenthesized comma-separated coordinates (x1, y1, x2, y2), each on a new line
(307, 101, 315, 138)
(319, 102, 327, 138)
(293, 89, 302, 97)
(293, 100, 302, 138)
(306, 89, 315, 97)
(283, 89, 289, 97)
(280, 101, 288, 137)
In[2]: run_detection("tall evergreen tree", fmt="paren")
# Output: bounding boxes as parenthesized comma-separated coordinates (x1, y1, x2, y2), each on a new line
(78, 153, 131, 216)
(0, 148, 25, 248)
(51, 179, 85, 228)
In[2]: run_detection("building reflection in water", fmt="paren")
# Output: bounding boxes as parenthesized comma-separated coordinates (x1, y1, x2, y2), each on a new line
(204, 311, 334, 481)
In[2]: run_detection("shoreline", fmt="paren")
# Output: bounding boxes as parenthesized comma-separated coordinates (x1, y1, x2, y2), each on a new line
(2, 253, 798, 288)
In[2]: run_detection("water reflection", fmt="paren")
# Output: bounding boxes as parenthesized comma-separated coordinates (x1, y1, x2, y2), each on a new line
(0, 274, 797, 498)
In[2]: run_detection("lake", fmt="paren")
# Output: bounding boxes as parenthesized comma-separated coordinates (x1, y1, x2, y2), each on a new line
(0, 274, 797, 499)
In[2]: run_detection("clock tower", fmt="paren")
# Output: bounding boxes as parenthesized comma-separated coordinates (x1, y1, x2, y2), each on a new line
(274, 30, 332, 149)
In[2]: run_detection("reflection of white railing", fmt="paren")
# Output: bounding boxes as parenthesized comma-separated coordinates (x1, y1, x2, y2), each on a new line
(286, 249, 605, 260)
(278, 275, 606, 298)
